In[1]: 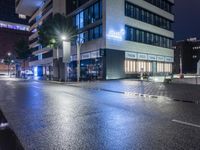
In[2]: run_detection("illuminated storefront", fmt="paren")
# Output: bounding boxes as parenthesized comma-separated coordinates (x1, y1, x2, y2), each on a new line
(125, 52, 173, 75)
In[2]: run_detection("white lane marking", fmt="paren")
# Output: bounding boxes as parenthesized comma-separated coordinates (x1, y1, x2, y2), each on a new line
(172, 119, 200, 128)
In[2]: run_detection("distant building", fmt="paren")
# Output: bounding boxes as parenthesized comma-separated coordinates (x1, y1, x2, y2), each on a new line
(16, 0, 174, 80)
(174, 37, 200, 74)
(0, 0, 29, 74)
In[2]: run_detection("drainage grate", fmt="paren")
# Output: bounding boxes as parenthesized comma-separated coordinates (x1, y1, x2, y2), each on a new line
(172, 98, 196, 104)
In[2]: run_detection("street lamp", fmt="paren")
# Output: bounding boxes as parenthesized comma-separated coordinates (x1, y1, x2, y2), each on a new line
(61, 35, 73, 82)
(179, 49, 183, 79)
(73, 37, 85, 82)
(60, 34, 84, 82)
(8, 52, 11, 57)
(61, 35, 67, 41)
(7, 52, 12, 76)
(61, 35, 67, 82)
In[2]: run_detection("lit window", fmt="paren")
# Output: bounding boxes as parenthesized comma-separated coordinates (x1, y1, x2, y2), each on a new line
(19, 14, 26, 19)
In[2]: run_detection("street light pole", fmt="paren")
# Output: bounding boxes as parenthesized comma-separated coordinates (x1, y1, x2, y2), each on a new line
(60, 34, 84, 83)
(77, 42, 81, 82)
(179, 50, 183, 78)
(7, 52, 11, 76)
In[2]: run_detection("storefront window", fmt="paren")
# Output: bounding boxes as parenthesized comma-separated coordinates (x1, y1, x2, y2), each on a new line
(125, 60, 153, 73)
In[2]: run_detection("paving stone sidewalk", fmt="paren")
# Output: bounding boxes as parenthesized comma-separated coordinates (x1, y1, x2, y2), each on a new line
(69, 79, 200, 103)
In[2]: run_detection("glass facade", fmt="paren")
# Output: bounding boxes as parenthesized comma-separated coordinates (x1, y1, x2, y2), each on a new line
(144, 0, 173, 13)
(70, 57, 103, 81)
(125, 1, 172, 30)
(73, 0, 102, 29)
(125, 25, 172, 49)
(77, 24, 102, 43)
(73, 0, 103, 44)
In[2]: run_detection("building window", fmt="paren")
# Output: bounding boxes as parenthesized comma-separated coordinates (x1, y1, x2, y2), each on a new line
(73, 0, 102, 29)
(77, 24, 102, 43)
(125, 60, 153, 73)
(125, 60, 136, 73)
(157, 62, 164, 72)
(144, 0, 173, 13)
(125, 1, 172, 30)
(18, 14, 27, 19)
(164, 63, 172, 73)
(125, 25, 173, 49)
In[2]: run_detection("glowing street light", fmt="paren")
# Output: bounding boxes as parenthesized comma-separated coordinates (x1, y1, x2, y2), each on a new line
(7, 52, 11, 56)
(61, 35, 67, 41)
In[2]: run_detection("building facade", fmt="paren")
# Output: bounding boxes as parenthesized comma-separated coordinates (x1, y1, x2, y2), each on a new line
(69, 0, 174, 80)
(174, 38, 200, 74)
(16, 0, 174, 80)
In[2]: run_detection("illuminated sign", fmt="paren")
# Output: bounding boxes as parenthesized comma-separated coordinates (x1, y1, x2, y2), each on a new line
(138, 53, 148, 60)
(157, 56, 165, 62)
(125, 52, 137, 59)
(70, 50, 101, 61)
(107, 29, 125, 41)
(0, 21, 29, 31)
(165, 57, 174, 62)
(148, 55, 157, 61)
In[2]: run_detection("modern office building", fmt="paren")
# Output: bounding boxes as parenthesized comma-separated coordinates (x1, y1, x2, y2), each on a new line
(68, 0, 174, 80)
(16, 0, 174, 80)
(174, 38, 200, 74)
(0, 0, 29, 74)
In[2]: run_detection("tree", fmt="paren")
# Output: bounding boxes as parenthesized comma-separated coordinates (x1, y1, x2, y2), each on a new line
(14, 39, 31, 60)
(14, 39, 32, 77)
(38, 13, 77, 48)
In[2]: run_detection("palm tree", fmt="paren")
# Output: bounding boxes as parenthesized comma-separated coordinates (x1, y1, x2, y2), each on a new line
(38, 13, 77, 81)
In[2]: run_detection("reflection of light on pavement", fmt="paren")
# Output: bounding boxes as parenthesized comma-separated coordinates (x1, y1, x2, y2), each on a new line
(34, 67, 38, 77)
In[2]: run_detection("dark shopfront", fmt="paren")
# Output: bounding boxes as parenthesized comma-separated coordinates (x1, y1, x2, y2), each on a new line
(68, 49, 127, 81)
(69, 57, 103, 81)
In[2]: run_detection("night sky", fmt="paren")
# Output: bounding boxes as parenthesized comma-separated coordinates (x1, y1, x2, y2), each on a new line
(174, 0, 200, 41)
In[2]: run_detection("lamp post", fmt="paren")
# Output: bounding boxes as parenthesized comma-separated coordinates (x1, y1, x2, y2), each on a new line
(179, 49, 183, 79)
(76, 42, 81, 82)
(61, 34, 84, 83)
(7, 52, 11, 76)
(76, 36, 85, 82)
(61, 35, 66, 82)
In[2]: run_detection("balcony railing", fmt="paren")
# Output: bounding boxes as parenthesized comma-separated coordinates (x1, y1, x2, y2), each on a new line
(42, 1, 53, 17)
(16, 0, 21, 7)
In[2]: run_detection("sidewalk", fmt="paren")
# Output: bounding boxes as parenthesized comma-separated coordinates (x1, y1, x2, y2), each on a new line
(67, 79, 200, 103)
(6, 76, 200, 103)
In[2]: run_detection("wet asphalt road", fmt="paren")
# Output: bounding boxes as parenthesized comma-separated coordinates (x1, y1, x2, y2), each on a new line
(0, 78, 200, 150)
